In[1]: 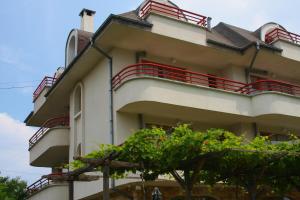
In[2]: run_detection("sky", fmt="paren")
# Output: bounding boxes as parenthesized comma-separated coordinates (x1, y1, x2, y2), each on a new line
(0, 0, 299, 185)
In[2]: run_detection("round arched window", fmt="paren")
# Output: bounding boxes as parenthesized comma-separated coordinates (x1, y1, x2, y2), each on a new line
(67, 36, 76, 64)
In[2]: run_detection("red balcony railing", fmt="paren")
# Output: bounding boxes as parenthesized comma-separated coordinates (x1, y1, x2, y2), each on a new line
(33, 76, 57, 101)
(29, 116, 69, 149)
(112, 63, 247, 92)
(139, 0, 208, 28)
(265, 28, 300, 45)
(237, 80, 300, 96)
(26, 173, 65, 197)
(112, 63, 300, 98)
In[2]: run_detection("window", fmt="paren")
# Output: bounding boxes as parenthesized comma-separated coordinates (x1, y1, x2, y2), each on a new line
(66, 30, 78, 66)
(141, 60, 187, 82)
(67, 36, 77, 66)
(260, 132, 291, 142)
(74, 86, 82, 115)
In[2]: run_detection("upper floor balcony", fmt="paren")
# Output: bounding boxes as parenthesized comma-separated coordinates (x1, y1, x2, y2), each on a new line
(113, 62, 300, 127)
(33, 76, 57, 112)
(29, 116, 70, 167)
(139, 0, 210, 29)
(265, 28, 300, 61)
(137, 0, 211, 47)
(26, 174, 68, 200)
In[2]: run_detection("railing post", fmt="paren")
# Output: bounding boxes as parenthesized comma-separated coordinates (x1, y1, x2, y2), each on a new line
(69, 181, 74, 200)
(103, 164, 110, 200)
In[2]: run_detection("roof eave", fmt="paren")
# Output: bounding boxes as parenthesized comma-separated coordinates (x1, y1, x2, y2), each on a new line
(207, 39, 283, 53)
(45, 14, 152, 98)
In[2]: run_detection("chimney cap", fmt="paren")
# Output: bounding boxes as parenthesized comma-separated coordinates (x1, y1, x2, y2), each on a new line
(79, 9, 96, 17)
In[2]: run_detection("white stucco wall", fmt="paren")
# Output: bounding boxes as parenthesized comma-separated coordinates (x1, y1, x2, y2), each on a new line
(115, 78, 252, 117)
(27, 184, 68, 200)
(274, 40, 300, 62)
(34, 87, 50, 113)
(115, 78, 300, 119)
(71, 48, 138, 199)
(30, 127, 69, 167)
(221, 66, 247, 83)
(252, 92, 300, 118)
(68, 47, 300, 199)
(147, 14, 207, 46)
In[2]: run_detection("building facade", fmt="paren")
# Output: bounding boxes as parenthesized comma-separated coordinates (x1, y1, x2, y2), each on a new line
(25, 0, 300, 199)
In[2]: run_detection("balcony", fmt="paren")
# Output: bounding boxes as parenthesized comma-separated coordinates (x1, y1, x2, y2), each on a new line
(33, 76, 57, 112)
(139, 0, 210, 46)
(113, 63, 300, 125)
(113, 62, 300, 97)
(29, 116, 69, 167)
(238, 80, 300, 96)
(265, 28, 300, 45)
(265, 28, 300, 61)
(139, 0, 209, 29)
(26, 174, 68, 200)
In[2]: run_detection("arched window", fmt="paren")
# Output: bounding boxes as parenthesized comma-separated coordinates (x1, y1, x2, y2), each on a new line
(74, 86, 82, 115)
(68, 36, 76, 64)
(65, 30, 78, 67)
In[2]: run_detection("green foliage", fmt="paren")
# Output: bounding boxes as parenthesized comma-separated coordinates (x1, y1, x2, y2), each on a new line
(70, 124, 300, 199)
(0, 175, 27, 200)
(161, 126, 242, 170)
(210, 136, 300, 198)
(118, 128, 166, 166)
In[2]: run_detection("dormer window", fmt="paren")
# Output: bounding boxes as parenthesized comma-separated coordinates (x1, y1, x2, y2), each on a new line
(65, 9, 95, 67)
(65, 30, 78, 67)
(68, 36, 76, 63)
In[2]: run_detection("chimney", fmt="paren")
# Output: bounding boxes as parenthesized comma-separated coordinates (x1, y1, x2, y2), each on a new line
(79, 9, 96, 33)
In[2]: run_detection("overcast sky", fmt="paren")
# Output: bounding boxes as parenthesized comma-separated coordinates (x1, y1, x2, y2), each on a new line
(0, 0, 299, 184)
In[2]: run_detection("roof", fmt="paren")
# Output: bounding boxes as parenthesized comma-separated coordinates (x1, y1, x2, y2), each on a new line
(207, 22, 282, 52)
(77, 30, 93, 53)
(118, 8, 281, 52)
(118, 10, 142, 22)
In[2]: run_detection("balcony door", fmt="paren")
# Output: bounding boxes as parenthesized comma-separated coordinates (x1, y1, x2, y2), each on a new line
(141, 60, 187, 83)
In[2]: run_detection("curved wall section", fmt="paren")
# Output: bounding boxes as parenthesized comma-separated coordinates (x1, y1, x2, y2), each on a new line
(115, 78, 300, 120)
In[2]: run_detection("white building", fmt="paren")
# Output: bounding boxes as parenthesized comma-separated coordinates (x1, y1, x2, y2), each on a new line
(25, 1, 300, 199)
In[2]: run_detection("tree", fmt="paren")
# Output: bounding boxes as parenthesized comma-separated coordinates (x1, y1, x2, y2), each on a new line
(208, 137, 300, 200)
(0, 175, 27, 200)
(159, 125, 242, 200)
(70, 125, 300, 200)
(71, 125, 243, 200)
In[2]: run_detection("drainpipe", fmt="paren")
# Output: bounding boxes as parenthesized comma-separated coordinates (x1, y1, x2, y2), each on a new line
(246, 42, 260, 138)
(90, 40, 115, 188)
(245, 41, 260, 84)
